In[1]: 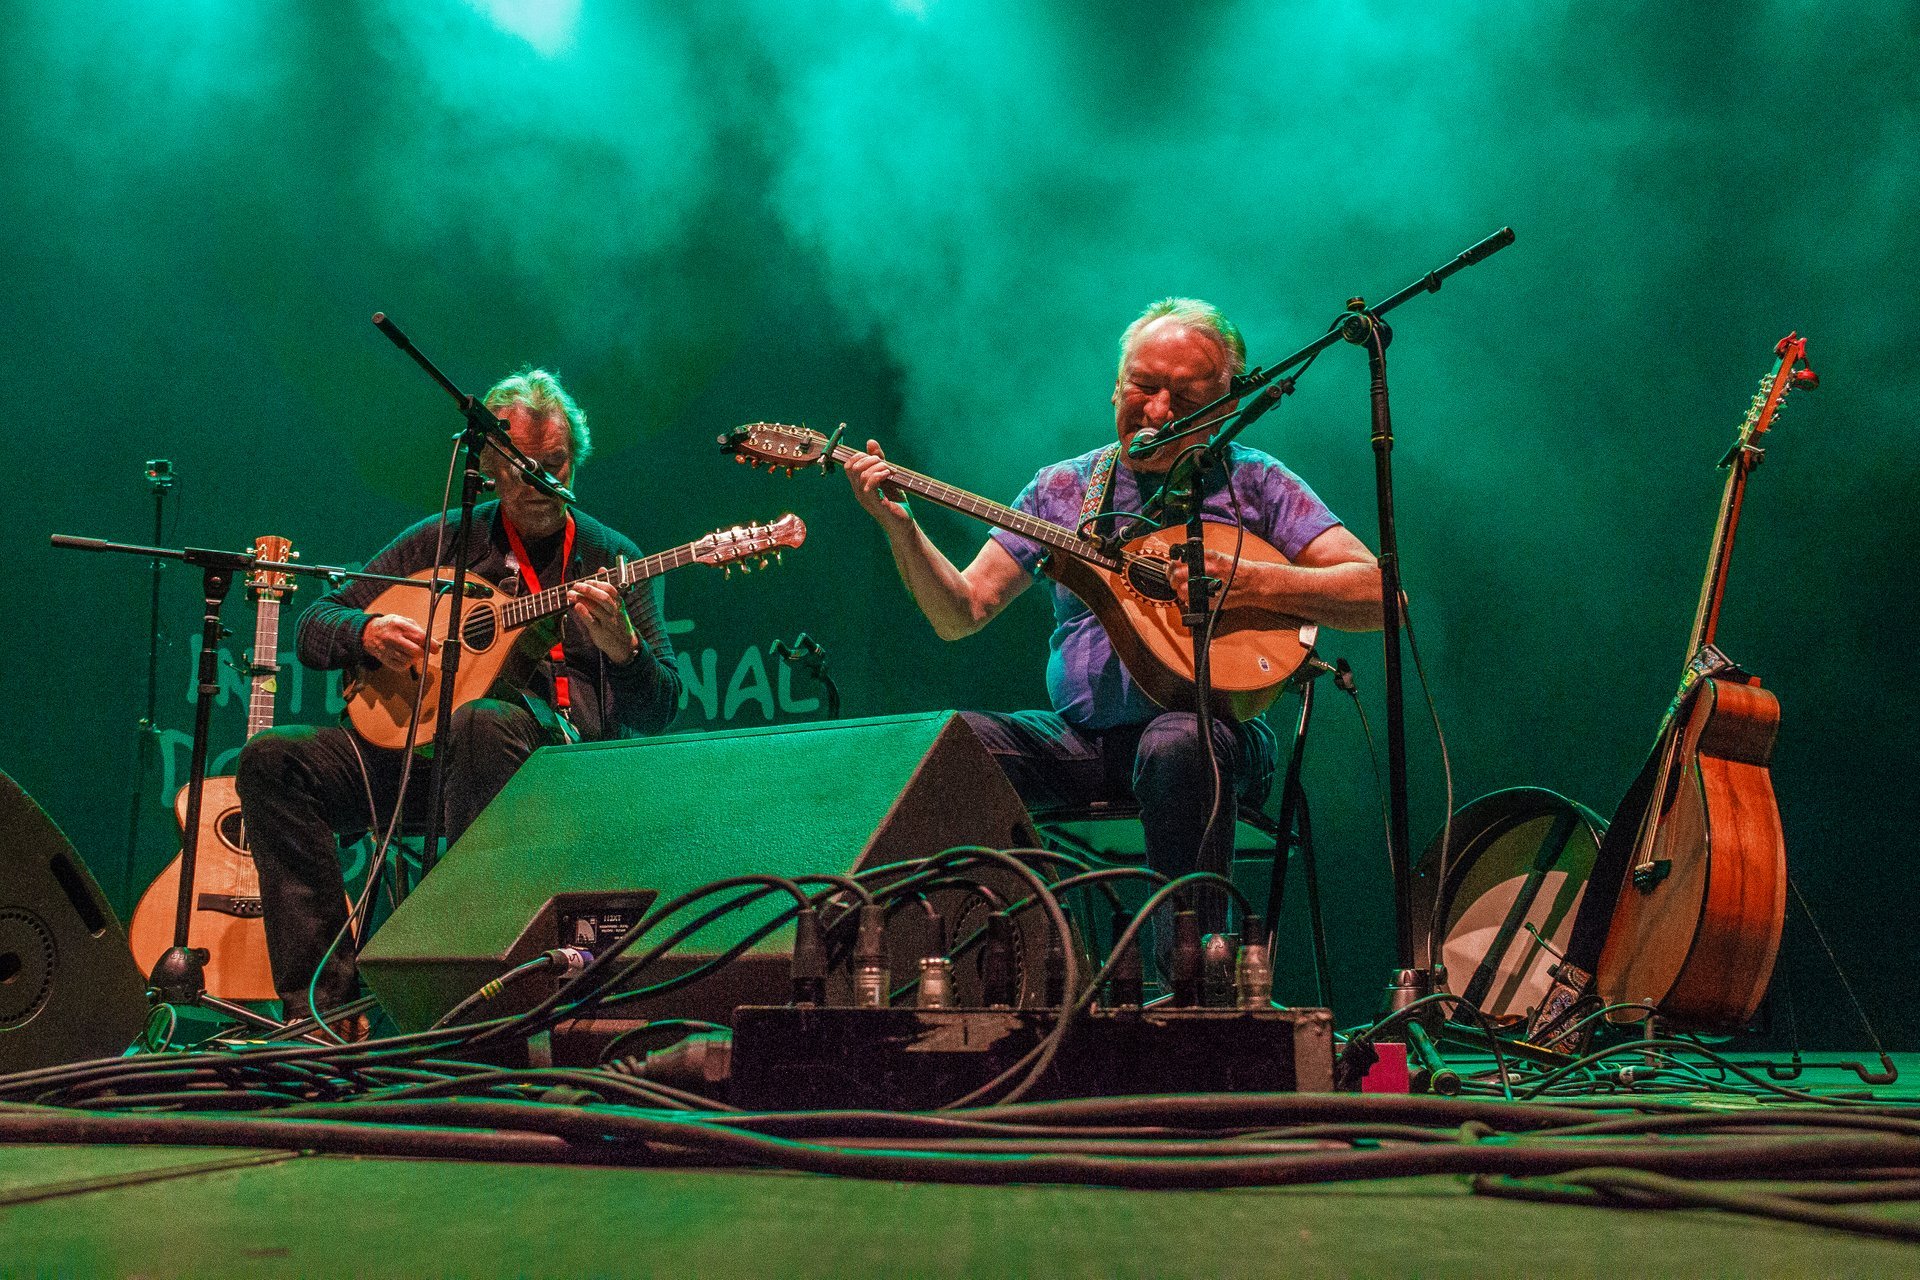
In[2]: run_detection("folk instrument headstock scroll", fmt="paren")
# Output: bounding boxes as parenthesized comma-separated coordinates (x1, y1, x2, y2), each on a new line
(245, 535, 296, 602)
(690, 513, 808, 576)
(721, 423, 837, 474)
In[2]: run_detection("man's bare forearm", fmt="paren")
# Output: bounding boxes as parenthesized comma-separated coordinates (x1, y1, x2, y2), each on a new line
(881, 516, 991, 640)
(1239, 559, 1385, 632)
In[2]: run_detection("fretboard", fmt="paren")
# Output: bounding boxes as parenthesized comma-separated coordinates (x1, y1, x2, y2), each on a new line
(246, 597, 282, 739)
(496, 543, 696, 631)
(828, 442, 1123, 571)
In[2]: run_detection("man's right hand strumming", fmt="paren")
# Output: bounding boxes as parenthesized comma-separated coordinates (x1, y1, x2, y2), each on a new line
(362, 614, 430, 672)
(845, 438, 914, 530)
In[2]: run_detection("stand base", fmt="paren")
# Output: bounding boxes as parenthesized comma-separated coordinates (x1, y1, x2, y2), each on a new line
(147, 945, 209, 1006)
(1379, 966, 1436, 1020)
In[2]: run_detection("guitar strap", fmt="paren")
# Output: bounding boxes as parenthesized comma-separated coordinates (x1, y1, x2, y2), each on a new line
(503, 513, 578, 716)
(1076, 443, 1122, 540)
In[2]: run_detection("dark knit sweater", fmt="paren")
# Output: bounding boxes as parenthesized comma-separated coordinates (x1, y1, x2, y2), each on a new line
(297, 500, 681, 742)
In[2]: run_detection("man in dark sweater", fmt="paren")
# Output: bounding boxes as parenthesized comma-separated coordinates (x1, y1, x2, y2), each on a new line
(236, 368, 681, 1026)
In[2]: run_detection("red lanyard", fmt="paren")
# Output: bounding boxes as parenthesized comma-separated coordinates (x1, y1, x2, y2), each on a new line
(503, 513, 577, 710)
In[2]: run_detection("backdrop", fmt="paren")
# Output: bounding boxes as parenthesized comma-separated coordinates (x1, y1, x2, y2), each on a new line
(4, 0, 1914, 1046)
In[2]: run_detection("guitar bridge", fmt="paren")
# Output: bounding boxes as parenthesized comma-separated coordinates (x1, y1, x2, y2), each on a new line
(197, 893, 265, 918)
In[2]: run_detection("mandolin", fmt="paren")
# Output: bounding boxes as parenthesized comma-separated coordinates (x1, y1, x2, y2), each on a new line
(129, 536, 294, 999)
(346, 515, 806, 749)
(1592, 334, 1818, 1030)
(722, 423, 1316, 721)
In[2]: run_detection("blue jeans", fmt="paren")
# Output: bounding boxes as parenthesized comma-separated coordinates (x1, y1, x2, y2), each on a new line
(961, 709, 1276, 934)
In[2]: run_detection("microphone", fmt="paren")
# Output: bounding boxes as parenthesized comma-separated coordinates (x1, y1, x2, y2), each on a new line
(1127, 425, 1169, 458)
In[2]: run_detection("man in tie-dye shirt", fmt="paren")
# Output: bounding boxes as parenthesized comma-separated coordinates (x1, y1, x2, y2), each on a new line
(844, 298, 1381, 942)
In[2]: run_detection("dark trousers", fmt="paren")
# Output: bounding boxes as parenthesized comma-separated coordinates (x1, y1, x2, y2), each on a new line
(234, 699, 552, 1016)
(960, 709, 1277, 933)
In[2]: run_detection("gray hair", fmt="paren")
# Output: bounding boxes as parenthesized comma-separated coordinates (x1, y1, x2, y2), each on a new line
(1116, 297, 1247, 382)
(483, 366, 591, 466)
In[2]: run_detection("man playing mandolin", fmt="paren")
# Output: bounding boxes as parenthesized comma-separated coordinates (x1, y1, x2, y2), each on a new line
(845, 298, 1380, 938)
(237, 368, 681, 1031)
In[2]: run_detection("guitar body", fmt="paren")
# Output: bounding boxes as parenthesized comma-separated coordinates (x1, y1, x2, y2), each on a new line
(1594, 676, 1787, 1029)
(128, 777, 277, 1000)
(1046, 521, 1312, 721)
(344, 570, 551, 750)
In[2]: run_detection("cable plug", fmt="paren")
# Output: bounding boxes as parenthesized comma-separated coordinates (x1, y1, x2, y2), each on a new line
(850, 903, 890, 1008)
(1043, 904, 1071, 1008)
(790, 905, 826, 1007)
(545, 945, 593, 973)
(1202, 932, 1237, 1007)
(981, 912, 1017, 1009)
(916, 956, 954, 1009)
(618, 1031, 733, 1102)
(1170, 907, 1203, 1007)
(1108, 909, 1143, 1008)
(1233, 916, 1273, 1010)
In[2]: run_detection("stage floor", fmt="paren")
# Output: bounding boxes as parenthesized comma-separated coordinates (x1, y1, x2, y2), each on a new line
(4, 1055, 1917, 1279)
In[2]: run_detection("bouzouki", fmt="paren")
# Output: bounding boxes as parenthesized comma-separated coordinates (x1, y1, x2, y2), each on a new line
(129, 535, 295, 1000)
(1587, 334, 1818, 1031)
(721, 424, 1315, 721)
(346, 515, 807, 749)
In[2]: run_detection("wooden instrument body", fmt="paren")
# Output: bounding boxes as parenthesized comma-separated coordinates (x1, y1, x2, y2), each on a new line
(1595, 676, 1787, 1028)
(345, 570, 555, 750)
(128, 777, 277, 1000)
(1044, 522, 1312, 721)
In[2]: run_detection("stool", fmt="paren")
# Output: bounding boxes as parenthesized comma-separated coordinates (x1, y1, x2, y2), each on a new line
(1030, 798, 1332, 1007)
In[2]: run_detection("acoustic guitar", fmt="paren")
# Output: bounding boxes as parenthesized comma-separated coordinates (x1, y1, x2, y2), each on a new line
(129, 535, 294, 999)
(346, 515, 806, 749)
(1593, 334, 1818, 1030)
(722, 424, 1315, 721)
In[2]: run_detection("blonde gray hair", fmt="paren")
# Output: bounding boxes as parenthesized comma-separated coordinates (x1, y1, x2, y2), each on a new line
(1116, 298, 1247, 383)
(483, 366, 591, 466)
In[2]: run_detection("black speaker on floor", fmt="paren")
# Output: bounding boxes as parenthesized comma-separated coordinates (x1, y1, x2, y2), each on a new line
(0, 769, 150, 1073)
(360, 712, 1043, 1031)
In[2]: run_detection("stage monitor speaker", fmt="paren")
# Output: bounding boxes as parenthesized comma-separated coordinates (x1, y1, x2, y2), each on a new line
(360, 712, 1042, 1031)
(0, 768, 150, 1074)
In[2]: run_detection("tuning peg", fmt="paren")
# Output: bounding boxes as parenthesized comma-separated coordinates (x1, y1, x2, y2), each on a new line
(723, 565, 732, 578)
(774, 551, 783, 564)
(738, 562, 752, 574)
(735, 455, 747, 465)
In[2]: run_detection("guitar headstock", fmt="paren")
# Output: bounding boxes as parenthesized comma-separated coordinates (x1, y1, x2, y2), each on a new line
(247, 535, 296, 600)
(1738, 332, 1819, 452)
(720, 422, 835, 475)
(694, 514, 807, 576)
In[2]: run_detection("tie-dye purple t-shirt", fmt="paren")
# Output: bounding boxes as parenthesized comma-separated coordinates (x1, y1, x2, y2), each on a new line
(988, 442, 1341, 729)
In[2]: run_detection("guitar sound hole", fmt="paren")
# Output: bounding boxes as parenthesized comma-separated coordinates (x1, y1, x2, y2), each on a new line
(1125, 558, 1177, 602)
(218, 809, 248, 853)
(461, 604, 499, 651)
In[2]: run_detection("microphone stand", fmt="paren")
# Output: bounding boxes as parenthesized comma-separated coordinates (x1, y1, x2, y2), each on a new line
(773, 633, 841, 720)
(1126, 227, 1515, 1029)
(52, 534, 454, 1035)
(121, 458, 174, 910)
(368, 314, 574, 886)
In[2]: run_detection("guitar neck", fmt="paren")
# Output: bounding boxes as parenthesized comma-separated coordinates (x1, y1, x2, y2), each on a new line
(246, 597, 282, 739)
(1679, 356, 1788, 686)
(825, 441, 1123, 571)
(495, 543, 695, 631)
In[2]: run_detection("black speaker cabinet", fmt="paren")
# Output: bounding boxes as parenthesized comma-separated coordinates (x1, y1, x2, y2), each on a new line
(360, 712, 1043, 1030)
(0, 769, 150, 1073)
